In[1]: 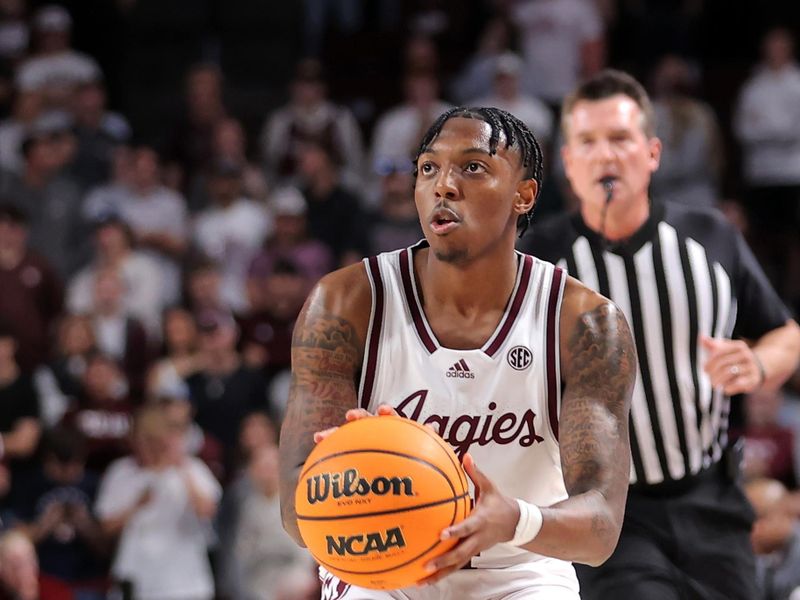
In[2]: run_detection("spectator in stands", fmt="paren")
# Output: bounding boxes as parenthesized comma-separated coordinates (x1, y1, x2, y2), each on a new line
(296, 141, 368, 265)
(68, 77, 131, 189)
(734, 27, 800, 309)
(451, 16, 516, 104)
(510, 0, 605, 108)
(145, 307, 201, 401)
(186, 310, 269, 477)
(115, 145, 188, 305)
(469, 51, 554, 149)
(260, 58, 364, 190)
(96, 404, 220, 600)
(60, 353, 133, 473)
(0, 530, 71, 600)
(0, 113, 87, 277)
(186, 117, 268, 212)
(364, 157, 421, 255)
(746, 478, 800, 600)
(218, 438, 314, 600)
(649, 54, 723, 208)
(742, 389, 798, 489)
(84, 267, 149, 396)
(67, 214, 163, 339)
(166, 62, 228, 193)
(0, 203, 63, 372)
(240, 258, 306, 381)
(48, 315, 96, 404)
(248, 186, 334, 289)
(370, 68, 451, 183)
(192, 159, 272, 313)
(183, 257, 228, 318)
(0, 0, 28, 65)
(0, 325, 41, 464)
(14, 4, 101, 109)
(16, 428, 107, 600)
(81, 144, 134, 224)
(0, 90, 44, 175)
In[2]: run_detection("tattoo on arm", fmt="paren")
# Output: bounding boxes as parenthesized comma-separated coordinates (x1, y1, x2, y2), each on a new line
(278, 309, 362, 538)
(559, 302, 635, 542)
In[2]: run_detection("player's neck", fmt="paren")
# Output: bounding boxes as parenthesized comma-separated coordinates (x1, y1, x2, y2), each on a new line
(416, 244, 518, 314)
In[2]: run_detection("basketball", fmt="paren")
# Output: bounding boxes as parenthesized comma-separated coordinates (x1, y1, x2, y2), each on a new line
(295, 415, 472, 590)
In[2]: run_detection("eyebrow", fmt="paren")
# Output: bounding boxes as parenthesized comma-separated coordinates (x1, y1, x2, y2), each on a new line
(419, 146, 492, 156)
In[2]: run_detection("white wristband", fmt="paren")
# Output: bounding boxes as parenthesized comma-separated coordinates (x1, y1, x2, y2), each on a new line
(509, 499, 543, 546)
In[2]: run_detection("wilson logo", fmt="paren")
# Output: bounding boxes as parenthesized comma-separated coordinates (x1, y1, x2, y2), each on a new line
(306, 469, 414, 504)
(326, 527, 406, 556)
(446, 358, 475, 379)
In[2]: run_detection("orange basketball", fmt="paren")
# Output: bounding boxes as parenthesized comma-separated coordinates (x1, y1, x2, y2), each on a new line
(295, 415, 471, 590)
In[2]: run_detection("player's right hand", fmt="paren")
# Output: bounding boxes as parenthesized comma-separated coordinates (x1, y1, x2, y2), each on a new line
(313, 404, 398, 443)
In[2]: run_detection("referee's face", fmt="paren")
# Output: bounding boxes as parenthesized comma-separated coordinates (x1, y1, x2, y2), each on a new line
(562, 94, 661, 217)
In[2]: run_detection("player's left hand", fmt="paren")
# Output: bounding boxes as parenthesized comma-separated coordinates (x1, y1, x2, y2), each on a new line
(701, 335, 764, 395)
(313, 404, 398, 443)
(418, 453, 519, 586)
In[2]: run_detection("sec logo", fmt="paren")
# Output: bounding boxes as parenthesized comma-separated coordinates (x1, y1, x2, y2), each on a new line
(507, 345, 532, 370)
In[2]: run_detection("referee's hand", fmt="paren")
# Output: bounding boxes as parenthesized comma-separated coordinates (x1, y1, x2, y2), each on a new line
(701, 335, 763, 395)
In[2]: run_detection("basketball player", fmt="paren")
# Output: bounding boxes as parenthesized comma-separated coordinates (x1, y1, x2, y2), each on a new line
(279, 107, 638, 599)
(520, 70, 800, 599)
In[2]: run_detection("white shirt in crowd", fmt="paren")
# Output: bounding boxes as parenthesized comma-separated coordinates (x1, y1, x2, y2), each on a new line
(734, 63, 800, 186)
(512, 0, 603, 103)
(15, 50, 101, 91)
(67, 253, 165, 337)
(117, 187, 189, 305)
(95, 456, 222, 600)
(192, 198, 272, 312)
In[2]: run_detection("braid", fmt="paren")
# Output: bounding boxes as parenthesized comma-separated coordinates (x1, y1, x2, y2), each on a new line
(412, 107, 544, 236)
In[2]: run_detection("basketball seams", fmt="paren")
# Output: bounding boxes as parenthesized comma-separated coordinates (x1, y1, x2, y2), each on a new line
(314, 495, 470, 578)
(296, 491, 470, 521)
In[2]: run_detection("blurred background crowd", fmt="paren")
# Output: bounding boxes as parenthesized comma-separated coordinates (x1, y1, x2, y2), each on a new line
(0, 0, 798, 599)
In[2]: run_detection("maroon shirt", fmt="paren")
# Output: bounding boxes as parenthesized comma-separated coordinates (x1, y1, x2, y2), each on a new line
(0, 251, 63, 371)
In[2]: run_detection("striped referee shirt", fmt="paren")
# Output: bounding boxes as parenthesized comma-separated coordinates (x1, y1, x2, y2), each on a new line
(521, 200, 790, 488)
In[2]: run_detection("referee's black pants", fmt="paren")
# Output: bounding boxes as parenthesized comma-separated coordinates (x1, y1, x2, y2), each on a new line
(575, 464, 757, 600)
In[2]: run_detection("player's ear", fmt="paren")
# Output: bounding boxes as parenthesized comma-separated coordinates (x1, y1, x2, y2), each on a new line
(514, 178, 537, 217)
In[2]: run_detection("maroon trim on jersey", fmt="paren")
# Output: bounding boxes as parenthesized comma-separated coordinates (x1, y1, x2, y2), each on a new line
(399, 248, 437, 353)
(546, 267, 565, 441)
(484, 254, 534, 357)
(360, 256, 385, 409)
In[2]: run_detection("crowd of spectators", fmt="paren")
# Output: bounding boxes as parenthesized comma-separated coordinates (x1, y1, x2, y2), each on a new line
(0, 1, 798, 599)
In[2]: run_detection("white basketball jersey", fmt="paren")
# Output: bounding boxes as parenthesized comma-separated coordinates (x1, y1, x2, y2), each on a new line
(358, 241, 571, 571)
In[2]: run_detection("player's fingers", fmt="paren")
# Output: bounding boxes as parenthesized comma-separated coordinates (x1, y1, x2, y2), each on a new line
(423, 537, 481, 575)
(344, 408, 373, 421)
(440, 511, 482, 541)
(376, 404, 399, 416)
(313, 426, 338, 443)
(462, 453, 493, 494)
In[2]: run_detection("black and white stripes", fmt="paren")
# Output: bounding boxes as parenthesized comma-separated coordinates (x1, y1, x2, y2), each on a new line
(556, 220, 735, 485)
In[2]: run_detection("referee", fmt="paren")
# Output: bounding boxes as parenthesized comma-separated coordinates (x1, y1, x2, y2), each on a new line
(521, 70, 800, 599)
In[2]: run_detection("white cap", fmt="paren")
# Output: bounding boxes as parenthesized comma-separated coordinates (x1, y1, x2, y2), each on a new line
(270, 186, 307, 216)
(34, 5, 72, 32)
(494, 52, 524, 77)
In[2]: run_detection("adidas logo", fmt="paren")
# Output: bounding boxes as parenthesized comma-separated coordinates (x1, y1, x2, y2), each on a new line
(446, 359, 475, 379)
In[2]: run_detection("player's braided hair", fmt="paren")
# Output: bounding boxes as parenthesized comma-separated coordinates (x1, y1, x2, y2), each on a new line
(412, 106, 544, 237)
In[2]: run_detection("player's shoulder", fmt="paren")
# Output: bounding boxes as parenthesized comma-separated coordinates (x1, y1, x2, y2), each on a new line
(309, 260, 373, 316)
(298, 260, 374, 349)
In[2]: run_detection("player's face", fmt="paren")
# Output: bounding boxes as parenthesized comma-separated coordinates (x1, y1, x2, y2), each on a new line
(414, 117, 536, 264)
(562, 95, 661, 214)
